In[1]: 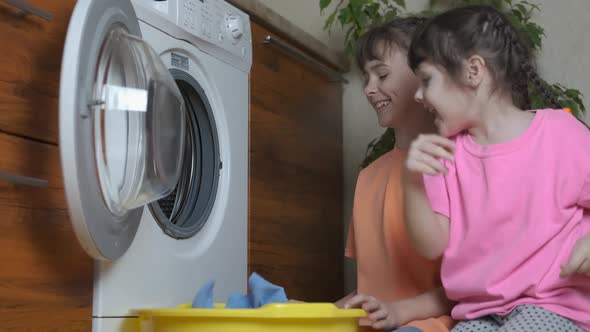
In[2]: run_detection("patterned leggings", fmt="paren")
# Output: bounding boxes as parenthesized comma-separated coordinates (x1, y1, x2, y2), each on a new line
(452, 305, 583, 332)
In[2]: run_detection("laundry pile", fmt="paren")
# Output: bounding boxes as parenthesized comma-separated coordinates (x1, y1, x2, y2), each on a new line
(192, 272, 288, 309)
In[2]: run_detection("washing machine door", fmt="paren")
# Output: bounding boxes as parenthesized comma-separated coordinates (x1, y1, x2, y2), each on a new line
(59, 0, 186, 261)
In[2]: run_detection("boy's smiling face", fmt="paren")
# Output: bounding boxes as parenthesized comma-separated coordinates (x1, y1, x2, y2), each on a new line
(362, 43, 422, 128)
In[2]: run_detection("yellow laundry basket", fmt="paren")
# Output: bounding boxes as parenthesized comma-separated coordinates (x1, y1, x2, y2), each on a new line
(132, 302, 366, 332)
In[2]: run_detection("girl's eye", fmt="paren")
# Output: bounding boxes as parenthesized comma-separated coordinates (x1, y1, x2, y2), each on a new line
(379, 73, 389, 80)
(421, 77, 430, 86)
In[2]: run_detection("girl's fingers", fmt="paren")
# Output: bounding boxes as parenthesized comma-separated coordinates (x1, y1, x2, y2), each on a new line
(368, 308, 388, 321)
(406, 158, 441, 176)
(343, 295, 369, 309)
(422, 134, 456, 152)
(416, 152, 448, 174)
(420, 139, 455, 161)
(362, 300, 380, 313)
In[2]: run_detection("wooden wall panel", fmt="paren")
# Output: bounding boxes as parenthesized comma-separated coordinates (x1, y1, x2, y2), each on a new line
(0, 0, 76, 144)
(0, 1, 93, 331)
(0, 132, 92, 331)
(248, 21, 344, 302)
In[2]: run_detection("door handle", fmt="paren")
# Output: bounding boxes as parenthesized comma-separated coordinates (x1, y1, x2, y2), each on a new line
(0, 171, 48, 187)
(2, 0, 53, 21)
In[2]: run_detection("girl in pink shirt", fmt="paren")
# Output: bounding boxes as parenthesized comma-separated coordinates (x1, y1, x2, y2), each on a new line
(399, 5, 590, 332)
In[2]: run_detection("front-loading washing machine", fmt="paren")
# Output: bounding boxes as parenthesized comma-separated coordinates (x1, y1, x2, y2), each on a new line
(59, 0, 251, 330)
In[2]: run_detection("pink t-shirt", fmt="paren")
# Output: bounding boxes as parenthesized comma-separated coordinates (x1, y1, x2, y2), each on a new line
(424, 109, 590, 330)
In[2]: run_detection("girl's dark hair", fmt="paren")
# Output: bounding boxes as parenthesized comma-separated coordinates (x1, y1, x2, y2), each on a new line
(408, 5, 560, 109)
(355, 16, 428, 73)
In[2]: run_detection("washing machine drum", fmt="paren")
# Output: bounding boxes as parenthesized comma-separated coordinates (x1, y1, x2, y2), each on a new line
(59, 0, 186, 261)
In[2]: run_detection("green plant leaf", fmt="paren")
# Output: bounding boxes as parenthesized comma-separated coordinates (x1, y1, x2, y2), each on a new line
(320, 0, 332, 11)
(510, 8, 523, 21)
(323, 11, 338, 30)
(338, 6, 352, 26)
(349, 0, 363, 11)
(357, 10, 369, 28)
(383, 9, 401, 22)
(393, 0, 406, 8)
(522, 22, 544, 50)
(361, 128, 395, 169)
(513, 3, 529, 16)
(345, 39, 356, 56)
(364, 2, 381, 20)
(520, 0, 540, 13)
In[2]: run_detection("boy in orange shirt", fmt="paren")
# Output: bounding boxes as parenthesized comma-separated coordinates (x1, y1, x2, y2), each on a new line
(336, 18, 454, 332)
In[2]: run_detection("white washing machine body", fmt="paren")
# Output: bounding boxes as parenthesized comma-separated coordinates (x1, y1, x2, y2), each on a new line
(58, 1, 250, 331)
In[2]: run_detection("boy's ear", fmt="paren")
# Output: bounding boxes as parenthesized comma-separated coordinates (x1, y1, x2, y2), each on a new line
(464, 55, 486, 88)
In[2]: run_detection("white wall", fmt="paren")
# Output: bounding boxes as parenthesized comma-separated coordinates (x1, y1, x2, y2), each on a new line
(258, 0, 590, 294)
(534, 1, 590, 121)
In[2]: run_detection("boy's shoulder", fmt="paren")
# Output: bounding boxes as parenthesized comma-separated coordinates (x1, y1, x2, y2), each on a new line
(357, 149, 403, 182)
(361, 149, 402, 172)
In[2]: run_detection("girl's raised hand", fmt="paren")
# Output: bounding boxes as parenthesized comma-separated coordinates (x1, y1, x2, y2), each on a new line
(406, 134, 455, 176)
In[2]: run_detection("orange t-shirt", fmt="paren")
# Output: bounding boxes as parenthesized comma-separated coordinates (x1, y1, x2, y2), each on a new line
(346, 148, 454, 332)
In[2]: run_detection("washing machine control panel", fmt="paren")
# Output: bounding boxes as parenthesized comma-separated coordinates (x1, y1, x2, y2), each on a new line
(225, 13, 244, 40)
(179, 0, 251, 58)
(133, 0, 252, 71)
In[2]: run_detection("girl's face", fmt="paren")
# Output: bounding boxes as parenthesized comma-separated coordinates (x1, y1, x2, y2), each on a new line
(362, 45, 422, 128)
(413, 61, 474, 137)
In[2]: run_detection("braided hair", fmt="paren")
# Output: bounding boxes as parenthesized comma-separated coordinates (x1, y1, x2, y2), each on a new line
(408, 5, 561, 109)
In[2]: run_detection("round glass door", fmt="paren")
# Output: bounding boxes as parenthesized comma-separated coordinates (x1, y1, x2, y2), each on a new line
(93, 27, 185, 216)
(60, 0, 185, 260)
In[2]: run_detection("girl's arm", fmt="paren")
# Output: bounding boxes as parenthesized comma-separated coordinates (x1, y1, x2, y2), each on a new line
(391, 287, 454, 326)
(403, 171, 450, 259)
(403, 134, 454, 259)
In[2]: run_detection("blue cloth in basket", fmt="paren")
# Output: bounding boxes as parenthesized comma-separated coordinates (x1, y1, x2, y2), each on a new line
(192, 279, 214, 309)
(192, 272, 287, 309)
